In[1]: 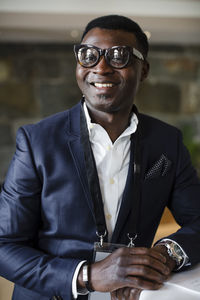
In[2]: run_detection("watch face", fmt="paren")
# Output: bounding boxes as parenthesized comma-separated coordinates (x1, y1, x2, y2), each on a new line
(169, 243, 184, 266)
(173, 243, 183, 256)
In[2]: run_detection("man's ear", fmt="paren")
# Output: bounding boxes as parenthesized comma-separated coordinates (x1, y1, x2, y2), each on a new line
(140, 60, 150, 82)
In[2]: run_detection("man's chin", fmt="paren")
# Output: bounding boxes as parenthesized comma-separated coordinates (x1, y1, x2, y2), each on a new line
(85, 94, 121, 113)
(96, 94, 113, 100)
(93, 101, 120, 114)
(95, 93, 114, 102)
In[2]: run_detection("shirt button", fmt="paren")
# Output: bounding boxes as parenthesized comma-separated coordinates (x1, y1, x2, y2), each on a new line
(106, 214, 112, 220)
(109, 178, 115, 184)
(107, 145, 111, 151)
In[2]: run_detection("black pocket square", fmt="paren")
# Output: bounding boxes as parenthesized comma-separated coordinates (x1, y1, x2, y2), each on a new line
(145, 154, 172, 180)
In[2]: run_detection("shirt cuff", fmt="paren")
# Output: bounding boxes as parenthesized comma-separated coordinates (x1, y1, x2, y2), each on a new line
(155, 238, 190, 270)
(72, 260, 88, 299)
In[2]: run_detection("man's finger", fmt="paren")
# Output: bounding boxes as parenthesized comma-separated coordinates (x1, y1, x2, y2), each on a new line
(125, 264, 168, 283)
(129, 247, 166, 263)
(125, 275, 163, 290)
(126, 254, 170, 276)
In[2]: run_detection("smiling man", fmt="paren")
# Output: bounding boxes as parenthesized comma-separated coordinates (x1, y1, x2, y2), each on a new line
(0, 15, 200, 300)
(75, 27, 148, 143)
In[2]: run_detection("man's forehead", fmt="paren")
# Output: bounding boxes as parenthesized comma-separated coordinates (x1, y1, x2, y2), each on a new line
(81, 27, 138, 47)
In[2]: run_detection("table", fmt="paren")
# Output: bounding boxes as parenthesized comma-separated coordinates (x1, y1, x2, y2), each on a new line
(140, 263, 200, 300)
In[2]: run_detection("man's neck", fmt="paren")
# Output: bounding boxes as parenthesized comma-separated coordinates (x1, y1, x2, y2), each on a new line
(86, 105, 132, 143)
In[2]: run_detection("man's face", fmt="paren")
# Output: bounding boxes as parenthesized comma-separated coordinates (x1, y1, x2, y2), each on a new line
(76, 27, 148, 114)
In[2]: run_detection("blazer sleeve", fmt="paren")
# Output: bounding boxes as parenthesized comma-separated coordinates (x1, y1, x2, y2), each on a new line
(0, 127, 82, 300)
(166, 131, 200, 266)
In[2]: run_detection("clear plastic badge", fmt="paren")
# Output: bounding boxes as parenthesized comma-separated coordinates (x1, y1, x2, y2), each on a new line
(94, 242, 127, 261)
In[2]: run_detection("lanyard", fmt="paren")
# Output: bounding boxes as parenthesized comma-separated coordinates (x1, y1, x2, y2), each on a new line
(80, 107, 107, 241)
(80, 103, 141, 245)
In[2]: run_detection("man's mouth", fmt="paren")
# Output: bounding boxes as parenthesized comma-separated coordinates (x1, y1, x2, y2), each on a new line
(90, 82, 117, 88)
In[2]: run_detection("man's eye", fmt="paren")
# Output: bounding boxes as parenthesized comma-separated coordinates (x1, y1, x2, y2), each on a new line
(112, 56, 122, 61)
(85, 54, 96, 62)
(113, 49, 119, 56)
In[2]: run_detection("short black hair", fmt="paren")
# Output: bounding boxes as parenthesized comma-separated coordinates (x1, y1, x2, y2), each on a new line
(81, 15, 149, 58)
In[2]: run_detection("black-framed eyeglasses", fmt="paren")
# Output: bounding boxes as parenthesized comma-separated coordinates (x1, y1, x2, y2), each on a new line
(74, 44, 144, 69)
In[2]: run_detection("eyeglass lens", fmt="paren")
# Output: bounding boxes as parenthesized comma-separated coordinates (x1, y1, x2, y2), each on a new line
(77, 46, 130, 68)
(106, 47, 129, 68)
(78, 47, 99, 68)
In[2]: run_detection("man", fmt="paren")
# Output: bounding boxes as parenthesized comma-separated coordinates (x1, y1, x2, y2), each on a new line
(0, 15, 200, 300)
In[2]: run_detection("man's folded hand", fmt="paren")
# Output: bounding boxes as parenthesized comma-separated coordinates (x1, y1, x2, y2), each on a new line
(78, 246, 173, 295)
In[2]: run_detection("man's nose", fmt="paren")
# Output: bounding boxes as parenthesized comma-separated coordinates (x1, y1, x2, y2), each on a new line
(92, 55, 114, 75)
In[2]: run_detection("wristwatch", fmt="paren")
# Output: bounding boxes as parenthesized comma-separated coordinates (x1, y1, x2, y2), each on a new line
(159, 241, 184, 267)
(82, 263, 94, 293)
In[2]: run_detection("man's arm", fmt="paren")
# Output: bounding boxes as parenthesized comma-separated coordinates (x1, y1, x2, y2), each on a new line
(159, 131, 200, 266)
(0, 127, 81, 299)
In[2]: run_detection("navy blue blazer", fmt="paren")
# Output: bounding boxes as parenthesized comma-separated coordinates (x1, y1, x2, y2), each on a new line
(0, 102, 200, 300)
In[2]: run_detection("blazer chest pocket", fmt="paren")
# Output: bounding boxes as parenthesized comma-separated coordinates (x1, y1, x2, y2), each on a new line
(144, 154, 172, 181)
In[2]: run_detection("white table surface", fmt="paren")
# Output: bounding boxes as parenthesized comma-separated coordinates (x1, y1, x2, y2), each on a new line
(140, 263, 200, 300)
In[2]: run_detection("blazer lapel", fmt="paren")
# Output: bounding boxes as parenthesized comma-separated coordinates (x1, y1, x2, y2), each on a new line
(66, 103, 95, 216)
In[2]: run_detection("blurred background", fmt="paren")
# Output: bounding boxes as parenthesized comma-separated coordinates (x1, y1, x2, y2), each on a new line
(0, 0, 200, 299)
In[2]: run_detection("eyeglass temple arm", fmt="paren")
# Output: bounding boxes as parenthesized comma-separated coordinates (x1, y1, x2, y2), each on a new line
(133, 48, 144, 60)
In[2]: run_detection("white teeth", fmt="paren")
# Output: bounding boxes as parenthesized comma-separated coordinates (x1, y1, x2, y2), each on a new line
(94, 83, 114, 88)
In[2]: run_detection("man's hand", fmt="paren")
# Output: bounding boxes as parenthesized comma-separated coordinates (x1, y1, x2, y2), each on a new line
(78, 246, 173, 293)
(109, 245, 176, 299)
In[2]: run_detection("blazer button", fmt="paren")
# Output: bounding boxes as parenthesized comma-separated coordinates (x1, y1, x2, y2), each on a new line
(52, 296, 63, 300)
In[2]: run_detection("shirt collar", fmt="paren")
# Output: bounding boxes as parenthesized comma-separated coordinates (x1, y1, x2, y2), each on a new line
(83, 102, 138, 140)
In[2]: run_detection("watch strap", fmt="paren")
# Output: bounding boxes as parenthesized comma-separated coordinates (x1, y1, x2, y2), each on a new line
(82, 264, 94, 293)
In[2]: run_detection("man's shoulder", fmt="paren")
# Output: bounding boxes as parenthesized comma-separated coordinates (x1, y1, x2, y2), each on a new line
(22, 102, 81, 134)
(139, 113, 180, 136)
